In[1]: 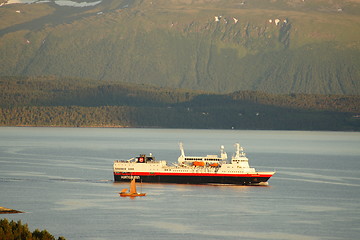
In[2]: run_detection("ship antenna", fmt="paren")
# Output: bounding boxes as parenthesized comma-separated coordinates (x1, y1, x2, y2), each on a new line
(179, 142, 185, 157)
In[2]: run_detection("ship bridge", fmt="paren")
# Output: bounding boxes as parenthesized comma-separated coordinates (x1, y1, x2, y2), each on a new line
(230, 143, 251, 168)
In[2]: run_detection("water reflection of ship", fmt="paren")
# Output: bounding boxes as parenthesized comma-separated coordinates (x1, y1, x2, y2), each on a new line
(119, 178, 146, 197)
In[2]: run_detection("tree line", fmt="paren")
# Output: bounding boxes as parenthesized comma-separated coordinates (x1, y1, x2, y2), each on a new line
(0, 76, 359, 131)
(0, 219, 65, 240)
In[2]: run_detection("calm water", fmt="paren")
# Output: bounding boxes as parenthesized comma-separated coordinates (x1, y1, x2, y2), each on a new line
(1, 127, 359, 240)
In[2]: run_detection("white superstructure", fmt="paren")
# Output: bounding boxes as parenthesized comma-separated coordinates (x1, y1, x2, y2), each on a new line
(114, 143, 264, 174)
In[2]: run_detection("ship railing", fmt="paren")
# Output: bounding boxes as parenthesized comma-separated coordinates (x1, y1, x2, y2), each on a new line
(114, 160, 127, 162)
(114, 158, 135, 163)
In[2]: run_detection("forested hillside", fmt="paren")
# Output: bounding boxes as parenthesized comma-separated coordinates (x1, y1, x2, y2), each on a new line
(1, 76, 359, 130)
(0, 0, 360, 94)
(0, 218, 66, 240)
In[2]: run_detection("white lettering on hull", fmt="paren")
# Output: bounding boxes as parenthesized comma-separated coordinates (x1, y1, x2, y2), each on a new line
(120, 176, 140, 180)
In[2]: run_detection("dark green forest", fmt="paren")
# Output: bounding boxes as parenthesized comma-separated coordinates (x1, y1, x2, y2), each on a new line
(0, 219, 65, 240)
(1, 76, 359, 130)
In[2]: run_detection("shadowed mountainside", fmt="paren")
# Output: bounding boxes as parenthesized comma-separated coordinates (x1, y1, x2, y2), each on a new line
(1, 76, 359, 130)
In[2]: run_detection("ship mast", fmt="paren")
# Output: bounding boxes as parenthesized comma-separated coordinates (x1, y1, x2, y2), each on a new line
(220, 145, 227, 161)
(234, 143, 245, 158)
(179, 142, 185, 157)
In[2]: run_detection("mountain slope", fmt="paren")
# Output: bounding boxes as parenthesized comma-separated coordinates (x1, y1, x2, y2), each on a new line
(0, 0, 360, 94)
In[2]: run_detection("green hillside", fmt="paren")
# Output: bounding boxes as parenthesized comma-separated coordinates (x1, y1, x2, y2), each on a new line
(1, 76, 359, 130)
(0, 0, 360, 94)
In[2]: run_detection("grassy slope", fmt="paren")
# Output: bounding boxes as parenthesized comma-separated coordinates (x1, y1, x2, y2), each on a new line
(0, 0, 359, 94)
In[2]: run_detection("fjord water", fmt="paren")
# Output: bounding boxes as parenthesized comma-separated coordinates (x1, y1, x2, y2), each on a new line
(0, 127, 359, 240)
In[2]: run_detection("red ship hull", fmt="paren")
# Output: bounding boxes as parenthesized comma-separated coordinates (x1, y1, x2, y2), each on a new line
(114, 171, 274, 185)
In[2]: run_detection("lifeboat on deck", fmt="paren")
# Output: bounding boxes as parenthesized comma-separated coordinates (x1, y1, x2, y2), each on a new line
(193, 161, 205, 167)
(209, 163, 219, 167)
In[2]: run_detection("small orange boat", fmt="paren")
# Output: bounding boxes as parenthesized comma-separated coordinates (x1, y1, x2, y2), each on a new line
(119, 178, 146, 197)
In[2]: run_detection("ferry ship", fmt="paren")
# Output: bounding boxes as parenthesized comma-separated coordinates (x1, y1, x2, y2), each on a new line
(113, 143, 275, 185)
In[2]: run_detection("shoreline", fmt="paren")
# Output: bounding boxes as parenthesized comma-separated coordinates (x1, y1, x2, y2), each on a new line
(0, 207, 23, 214)
(0, 124, 129, 128)
(0, 125, 358, 132)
